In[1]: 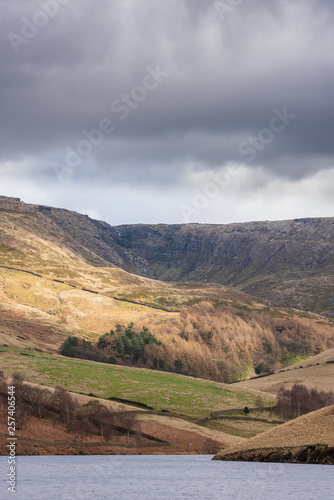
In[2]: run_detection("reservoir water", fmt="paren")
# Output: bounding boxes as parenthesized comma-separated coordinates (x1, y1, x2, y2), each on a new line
(0, 455, 333, 499)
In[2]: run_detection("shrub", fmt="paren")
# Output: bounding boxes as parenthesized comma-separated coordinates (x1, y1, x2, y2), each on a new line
(59, 336, 78, 357)
(174, 359, 183, 373)
(255, 362, 267, 374)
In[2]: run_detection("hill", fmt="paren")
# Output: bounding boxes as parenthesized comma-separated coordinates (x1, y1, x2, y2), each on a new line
(0, 345, 275, 418)
(0, 386, 245, 456)
(0, 347, 270, 455)
(213, 405, 334, 464)
(108, 219, 334, 314)
(1, 196, 334, 313)
(1, 196, 334, 382)
(1, 195, 334, 459)
(233, 348, 334, 394)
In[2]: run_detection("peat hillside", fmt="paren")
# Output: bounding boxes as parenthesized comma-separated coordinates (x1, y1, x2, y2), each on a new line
(1, 196, 333, 313)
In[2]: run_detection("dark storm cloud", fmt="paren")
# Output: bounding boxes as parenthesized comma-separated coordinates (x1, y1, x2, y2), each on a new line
(1, 0, 334, 191)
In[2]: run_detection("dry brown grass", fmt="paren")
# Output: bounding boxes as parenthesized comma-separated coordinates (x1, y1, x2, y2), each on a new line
(138, 413, 245, 448)
(234, 349, 334, 394)
(215, 404, 334, 458)
(0, 384, 244, 455)
(204, 417, 281, 439)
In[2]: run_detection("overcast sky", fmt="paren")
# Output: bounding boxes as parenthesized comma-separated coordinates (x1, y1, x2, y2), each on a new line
(1, 0, 334, 225)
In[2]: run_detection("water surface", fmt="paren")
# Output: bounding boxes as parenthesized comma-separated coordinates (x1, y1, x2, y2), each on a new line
(0, 455, 333, 499)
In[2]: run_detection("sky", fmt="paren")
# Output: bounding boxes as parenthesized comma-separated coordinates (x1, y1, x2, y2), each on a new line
(1, 0, 334, 225)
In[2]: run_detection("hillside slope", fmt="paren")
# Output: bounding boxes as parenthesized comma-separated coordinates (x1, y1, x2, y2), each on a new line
(1, 196, 334, 382)
(110, 219, 334, 313)
(213, 405, 334, 463)
(1, 196, 333, 312)
(233, 348, 334, 394)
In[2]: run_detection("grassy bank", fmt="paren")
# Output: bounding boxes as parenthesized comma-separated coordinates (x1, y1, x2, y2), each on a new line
(0, 345, 274, 418)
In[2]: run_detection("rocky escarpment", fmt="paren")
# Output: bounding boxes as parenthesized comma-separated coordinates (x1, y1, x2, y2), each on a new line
(39, 210, 334, 312)
(109, 219, 334, 313)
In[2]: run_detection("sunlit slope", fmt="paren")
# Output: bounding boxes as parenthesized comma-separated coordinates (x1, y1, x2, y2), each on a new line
(0, 345, 275, 419)
(1, 197, 334, 313)
(214, 405, 334, 462)
(233, 348, 334, 394)
(1, 196, 334, 383)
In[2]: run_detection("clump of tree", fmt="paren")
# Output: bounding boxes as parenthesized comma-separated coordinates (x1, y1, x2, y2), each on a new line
(255, 361, 269, 375)
(59, 336, 78, 357)
(1, 371, 60, 429)
(59, 337, 111, 363)
(59, 324, 171, 369)
(277, 383, 334, 419)
(59, 301, 334, 383)
(0, 372, 140, 442)
(100, 323, 164, 363)
(80, 400, 118, 442)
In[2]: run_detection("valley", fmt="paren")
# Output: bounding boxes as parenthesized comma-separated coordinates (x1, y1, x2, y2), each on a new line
(0, 196, 333, 462)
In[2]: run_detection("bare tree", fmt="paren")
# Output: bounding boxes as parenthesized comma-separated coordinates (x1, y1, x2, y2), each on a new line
(11, 372, 29, 429)
(52, 386, 77, 433)
(0, 370, 7, 410)
(277, 383, 334, 419)
(117, 411, 138, 444)
(81, 400, 116, 442)
(77, 417, 94, 443)
(21, 385, 52, 419)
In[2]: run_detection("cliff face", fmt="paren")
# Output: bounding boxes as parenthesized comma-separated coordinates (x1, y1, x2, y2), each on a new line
(110, 219, 334, 312)
(1, 196, 333, 312)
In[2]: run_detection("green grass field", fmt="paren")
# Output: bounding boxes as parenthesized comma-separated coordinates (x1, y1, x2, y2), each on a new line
(0, 345, 275, 418)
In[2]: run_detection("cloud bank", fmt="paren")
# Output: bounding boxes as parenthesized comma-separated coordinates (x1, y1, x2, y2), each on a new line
(1, 0, 333, 224)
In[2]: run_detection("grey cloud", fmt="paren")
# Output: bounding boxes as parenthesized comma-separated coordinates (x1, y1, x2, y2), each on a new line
(0, 0, 334, 223)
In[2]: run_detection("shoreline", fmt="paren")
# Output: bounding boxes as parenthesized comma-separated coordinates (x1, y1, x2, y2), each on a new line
(213, 444, 334, 465)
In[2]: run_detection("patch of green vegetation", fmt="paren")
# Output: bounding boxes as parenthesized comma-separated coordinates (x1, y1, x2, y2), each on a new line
(0, 244, 23, 255)
(182, 297, 203, 307)
(212, 300, 229, 309)
(0, 345, 272, 418)
(281, 355, 310, 367)
(230, 302, 253, 312)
